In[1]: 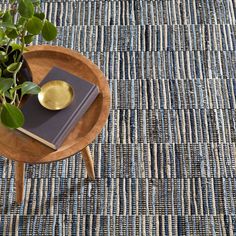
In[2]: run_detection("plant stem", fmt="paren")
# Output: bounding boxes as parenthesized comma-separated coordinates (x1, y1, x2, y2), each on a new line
(6, 49, 15, 58)
(6, 39, 12, 54)
(11, 62, 22, 106)
(11, 73, 18, 105)
(0, 95, 5, 103)
(17, 22, 27, 63)
(16, 37, 25, 63)
(18, 97, 23, 107)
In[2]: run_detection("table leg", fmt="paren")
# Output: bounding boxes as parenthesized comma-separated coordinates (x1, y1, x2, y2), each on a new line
(15, 161, 25, 204)
(81, 146, 95, 180)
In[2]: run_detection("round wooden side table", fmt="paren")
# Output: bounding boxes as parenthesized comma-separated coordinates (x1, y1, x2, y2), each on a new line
(0, 46, 111, 204)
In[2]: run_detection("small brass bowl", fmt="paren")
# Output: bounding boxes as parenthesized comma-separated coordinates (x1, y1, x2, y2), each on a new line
(38, 80, 74, 110)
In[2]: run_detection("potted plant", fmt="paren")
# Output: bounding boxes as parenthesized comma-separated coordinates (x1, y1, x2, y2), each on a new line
(0, 0, 57, 128)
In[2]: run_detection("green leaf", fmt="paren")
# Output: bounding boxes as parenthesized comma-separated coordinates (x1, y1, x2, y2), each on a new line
(0, 22, 16, 29)
(32, 0, 40, 6)
(9, 0, 16, 3)
(0, 51, 8, 62)
(2, 11, 13, 24)
(19, 0, 34, 18)
(21, 81, 40, 97)
(5, 28, 18, 39)
(24, 34, 34, 44)
(34, 12, 45, 20)
(10, 43, 21, 51)
(42, 20, 57, 41)
(0, 39, 8, 45)
(4, 91, 13, 100)
(0, 51, 6, 58)
(0, 29, 5, 41)
(1, 103, 24, 128)
(0, 78, 14, 93)
(6, 62, 21, 73)
(0, 69, 2, 77)
(10, 43, 28, 52)
(26, 16, 43, 35)
(17, 17, 27, 26)
(0, 78, 13, 95)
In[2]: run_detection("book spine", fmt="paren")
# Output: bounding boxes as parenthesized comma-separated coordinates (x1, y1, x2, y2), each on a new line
(53, 86, 99, 149)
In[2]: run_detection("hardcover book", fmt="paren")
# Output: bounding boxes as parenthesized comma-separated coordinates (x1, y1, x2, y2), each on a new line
(18, 67, 99, 150)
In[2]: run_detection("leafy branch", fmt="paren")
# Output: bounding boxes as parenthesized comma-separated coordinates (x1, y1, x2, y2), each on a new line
(0, 0, 57, 128)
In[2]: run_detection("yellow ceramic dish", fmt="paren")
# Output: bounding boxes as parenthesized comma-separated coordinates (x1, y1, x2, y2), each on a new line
(38, 80, 74, 110)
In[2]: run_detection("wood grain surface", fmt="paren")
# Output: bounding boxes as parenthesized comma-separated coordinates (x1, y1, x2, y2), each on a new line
(0, 46, 110, 164)
(81, 146, 95, 180)
(15, 162, 24, 204)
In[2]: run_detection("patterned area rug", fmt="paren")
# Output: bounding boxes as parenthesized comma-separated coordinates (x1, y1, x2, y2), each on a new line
(0, 0, 236, 235)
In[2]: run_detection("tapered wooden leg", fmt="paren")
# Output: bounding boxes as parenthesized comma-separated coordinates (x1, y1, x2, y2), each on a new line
(81, 146, 95, 180)
(15, 161, 25, 204)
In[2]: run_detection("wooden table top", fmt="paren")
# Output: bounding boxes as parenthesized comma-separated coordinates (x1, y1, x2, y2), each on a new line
(0, 45, 110, 164)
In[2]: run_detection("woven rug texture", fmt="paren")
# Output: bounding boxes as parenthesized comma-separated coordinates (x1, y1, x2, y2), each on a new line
(0, 0, 236, 235)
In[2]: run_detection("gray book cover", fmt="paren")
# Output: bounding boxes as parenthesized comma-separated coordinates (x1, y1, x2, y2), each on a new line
(18, 67, 99, 150)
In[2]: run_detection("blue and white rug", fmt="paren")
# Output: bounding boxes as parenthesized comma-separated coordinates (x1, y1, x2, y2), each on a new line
(0, 0, 236, 235)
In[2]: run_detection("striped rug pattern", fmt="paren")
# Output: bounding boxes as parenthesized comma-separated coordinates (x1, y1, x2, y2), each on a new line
(0, 0, 236, 235)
